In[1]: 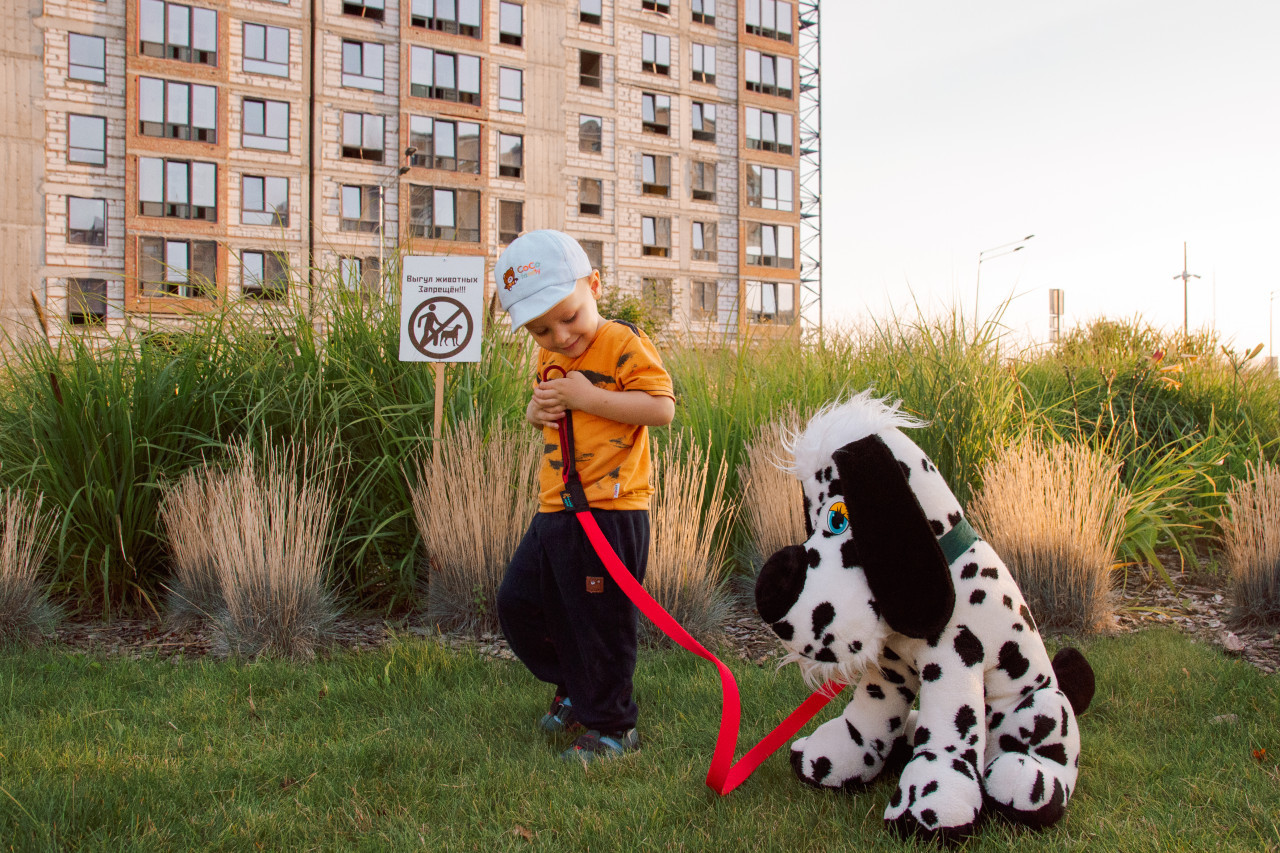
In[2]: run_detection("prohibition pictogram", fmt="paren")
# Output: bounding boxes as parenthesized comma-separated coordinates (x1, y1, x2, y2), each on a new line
(407, 296, 474, 359)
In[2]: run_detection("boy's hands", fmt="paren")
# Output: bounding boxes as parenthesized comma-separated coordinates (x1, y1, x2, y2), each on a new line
(527, 370, 675, 429)
(527, 371, 595, 427)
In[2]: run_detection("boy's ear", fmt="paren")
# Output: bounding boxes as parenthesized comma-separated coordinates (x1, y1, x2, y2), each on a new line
(588, 270, 601, 299)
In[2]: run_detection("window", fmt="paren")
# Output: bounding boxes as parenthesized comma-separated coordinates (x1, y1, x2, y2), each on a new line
(68, 114, 107, 165)
(641, 33, 670, 75)
(340, 185, 380, 232)
(499, 67, 523, 112)
(691, 101, 716, 142)
(408, 186, 481, 241)
(499, 200, 523, 244)
(691, 0, 714, 25)
(241, 250, 288, 299)
(745, 107, 794, 154)
(580, 239, 603, 270)
(641, 277, 672, 317)
(580, 0, 601, 25)
(342, 40, 384, 91)
(139, 236, 217, 298)
(641, 93, 670, 135)
(68, 197, 107, 246)
(68, 278, 108, 325)
(691, 280, 717, 319)
(641, 154, 670, 197)
(69, 33, 106, 83)
(342, 112, 384, 162)
(642, 0, 669, 12)
(579, 114, 602, 152)
(138, 0, 217, 65)
(241, 175, 289, 226)
(139, 158, 217, 220)
(243, 23, 289, 77)
(410, 47, 481, 103)
(747, 164, 794, 211)
(410, 0, 482, 37)
(339, 256, 381, 294)
(578, 178, 602, 215)
(691, 43, 715, 84)
(745, 49, 793, 98)
(343, 0, 384, 21)
(408, 117, 481, 173)
(242, 98, 289, 151)
(746, 222, 795, 268)
(691, 221, 716, 260)
(499, 2, 523, 46)
(641, 216, 670, 257)
(138, 78, 217, 142)
(579, 50, 602, 88)
(691, 160, 715, 201)
(746, 0, 792, 42)
(746, 280, 795, 324)
(498, 132, 523, 177)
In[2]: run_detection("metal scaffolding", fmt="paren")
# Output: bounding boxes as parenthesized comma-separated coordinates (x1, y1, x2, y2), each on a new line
(797, 0, 822, 342)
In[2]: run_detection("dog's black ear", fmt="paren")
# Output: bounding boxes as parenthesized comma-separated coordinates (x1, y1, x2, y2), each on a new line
(833, 434, 955, 639)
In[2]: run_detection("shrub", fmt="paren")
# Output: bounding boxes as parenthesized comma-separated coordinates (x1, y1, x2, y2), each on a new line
(736, 415, 805, 576)
(157, 465, 223, 627)
(967, 437, 1130, 634)
(644, 432, 734, 646)
(0, 489, 59, 646)
(203, 442, 339, 659)
(410, 416, 539, 634)
(1221, 460, 1280, 626)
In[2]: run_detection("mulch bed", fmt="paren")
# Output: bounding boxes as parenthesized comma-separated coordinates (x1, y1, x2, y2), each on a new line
(37, 568, 1280, 675)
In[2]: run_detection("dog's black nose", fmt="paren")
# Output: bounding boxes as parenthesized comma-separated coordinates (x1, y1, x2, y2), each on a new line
(756, 544, 810, 626)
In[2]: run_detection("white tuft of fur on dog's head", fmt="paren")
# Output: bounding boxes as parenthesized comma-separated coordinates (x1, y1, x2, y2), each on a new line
(787, 390, 927, 479)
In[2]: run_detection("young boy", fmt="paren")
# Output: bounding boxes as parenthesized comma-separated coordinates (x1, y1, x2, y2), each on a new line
(495, 229, 675, 762)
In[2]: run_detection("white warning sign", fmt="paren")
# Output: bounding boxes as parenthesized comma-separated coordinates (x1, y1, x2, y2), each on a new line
(399, 256, 485, 363)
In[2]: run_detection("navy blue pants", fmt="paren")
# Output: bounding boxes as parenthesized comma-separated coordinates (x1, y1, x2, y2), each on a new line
(497, 509, 648, 733)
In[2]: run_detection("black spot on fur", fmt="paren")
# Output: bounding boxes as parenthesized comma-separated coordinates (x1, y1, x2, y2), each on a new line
(997, 641, 1031, 680)
(922, 663, 942, 682)
(849, 640, 863, 653)
(883, 647, 901, 661)
(970, 590, 987, 605)
(806, 548, 821, 568)
(922, 780, 939, 797)
(1021, 715, 1056, 745)
(954, 705, 978, 737)
(803, 496, 813, 537)
(929, 518, 945, 536)
(803, 644, 813, 654)
(864, 753, 876, 767)
(823, 466, 833, 482)
(897, 686, 916, 702)
(920, 458, 933, 473)
(1061, 706, 1070, 737)
(947, 511, 962, 528)
(920, 808, 938, 827)
(1031, 770, 1045, 804)
(980, 567, 1000, 579)
(1013, 623, 1025, 632)
(810, 756, 832, 782)
(846, 722, 864, 746)
(866, 684, 885, 700)
(953, 626, 985, 667)
(772, 620, 794, 641)
(999, 734, 1028, 754)
(1003, 595, 1014, 609)
(1016, 694, 1036, 712)
(914, 726, 931, 747)
(823, 633, 834, 645)
(951, 758, 974, 780)
(828, 478, 843, 497)
(989, 711, 1005, 730)
(882, 668, 906, 685)
(961, 563, 979, 580)
(890, 787, 902, 807)
(888, 716, 901, 732)
(1020, 604, 1038, 632)
(811, 602, 835, 638)
(814, 647, 838, 663)
(1035, 743, 1069, 766)
(840, 539, 860, 568)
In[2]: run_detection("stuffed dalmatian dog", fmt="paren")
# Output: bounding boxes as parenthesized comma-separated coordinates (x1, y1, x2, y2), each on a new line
(755, 392, 1095, 843)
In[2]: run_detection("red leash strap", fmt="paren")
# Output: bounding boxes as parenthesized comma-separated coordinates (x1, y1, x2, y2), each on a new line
(539, 365, 846, 794)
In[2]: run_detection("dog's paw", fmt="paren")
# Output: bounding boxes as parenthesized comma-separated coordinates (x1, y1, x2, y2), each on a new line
(884, 750, 982, 842)
(789, 715, 903, 791)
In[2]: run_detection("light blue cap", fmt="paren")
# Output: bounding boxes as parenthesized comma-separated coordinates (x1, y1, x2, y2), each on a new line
(495, 229, 592, 328)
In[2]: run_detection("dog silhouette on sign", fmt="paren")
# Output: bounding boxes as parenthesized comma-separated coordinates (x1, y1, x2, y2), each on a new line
(439, 325, 461, 347)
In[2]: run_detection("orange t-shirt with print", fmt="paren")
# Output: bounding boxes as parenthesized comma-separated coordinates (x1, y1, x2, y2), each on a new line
(536, 320, 674, 513)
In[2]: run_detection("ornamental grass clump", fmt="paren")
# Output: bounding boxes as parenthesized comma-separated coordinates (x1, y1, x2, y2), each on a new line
(158, 469, 223, 627)
(203, 443, 338, 659)
(0, 490, 60, 646)
(645, 432, 734, 646)
(1222, 460, 1280, 626)
(737, 415, 806, 576)
(410, 416, 539, 634)
(967, 437, 1130, 634)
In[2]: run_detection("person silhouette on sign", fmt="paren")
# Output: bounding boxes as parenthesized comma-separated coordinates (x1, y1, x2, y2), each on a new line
(416, 302, 441, 347)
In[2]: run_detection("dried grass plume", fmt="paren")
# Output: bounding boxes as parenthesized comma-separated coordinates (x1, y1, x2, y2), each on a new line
(1222, 459, 1280, 626)
(0, 489, 60, 646)
(737, 413, 806, 576)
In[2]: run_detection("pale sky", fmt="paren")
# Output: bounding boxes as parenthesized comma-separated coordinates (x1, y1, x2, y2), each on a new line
(819, 1, 1280, 356)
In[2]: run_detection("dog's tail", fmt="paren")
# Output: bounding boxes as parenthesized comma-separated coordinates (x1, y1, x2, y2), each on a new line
(1052, 647, 1096, 715)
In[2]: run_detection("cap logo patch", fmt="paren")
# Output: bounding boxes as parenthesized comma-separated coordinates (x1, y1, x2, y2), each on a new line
(502, 267, 518, 289)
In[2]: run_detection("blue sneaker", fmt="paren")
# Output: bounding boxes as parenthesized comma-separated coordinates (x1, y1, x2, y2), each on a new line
(560, 728, 641, 763)
(538, 695, 580, 734)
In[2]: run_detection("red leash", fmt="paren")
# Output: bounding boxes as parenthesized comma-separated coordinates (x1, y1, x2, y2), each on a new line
(540, 366, 845, 794)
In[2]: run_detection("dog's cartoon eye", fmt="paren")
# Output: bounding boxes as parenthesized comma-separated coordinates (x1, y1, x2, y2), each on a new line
(826, 501, 849, 535)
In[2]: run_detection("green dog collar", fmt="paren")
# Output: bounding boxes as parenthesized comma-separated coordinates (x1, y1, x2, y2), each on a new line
(939, 516, 980, 564)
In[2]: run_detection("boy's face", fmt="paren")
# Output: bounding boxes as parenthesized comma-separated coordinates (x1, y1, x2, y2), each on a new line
(524, 272, 603, 359)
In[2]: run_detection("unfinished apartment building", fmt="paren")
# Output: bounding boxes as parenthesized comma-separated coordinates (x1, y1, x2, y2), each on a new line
(20, 0, 816, 340)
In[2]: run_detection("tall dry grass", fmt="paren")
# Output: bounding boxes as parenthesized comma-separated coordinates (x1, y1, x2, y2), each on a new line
(158, 469, 223, 626)
(967, 437, 1131, 633)
(164, 442, 339, 658)
(0, 489, 59, 646)
(410, 416, 540, 634)
(645, 432, 735, 645)
(736, 414, 806, 576)
(1222, 460, 1280, 626)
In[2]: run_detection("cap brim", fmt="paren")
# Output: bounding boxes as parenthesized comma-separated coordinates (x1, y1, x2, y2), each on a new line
(505, 279, 579, 329)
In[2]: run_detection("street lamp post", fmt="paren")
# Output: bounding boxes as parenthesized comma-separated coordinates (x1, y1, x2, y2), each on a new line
(1172, 241, 1200, 338)
(378, 147, 417, 298)
(975, 234, 1035, 324)
(1270, 290, 1277, 375)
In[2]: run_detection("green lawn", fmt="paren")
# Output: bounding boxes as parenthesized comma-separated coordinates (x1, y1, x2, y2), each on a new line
(1, 629, 1277, 852)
